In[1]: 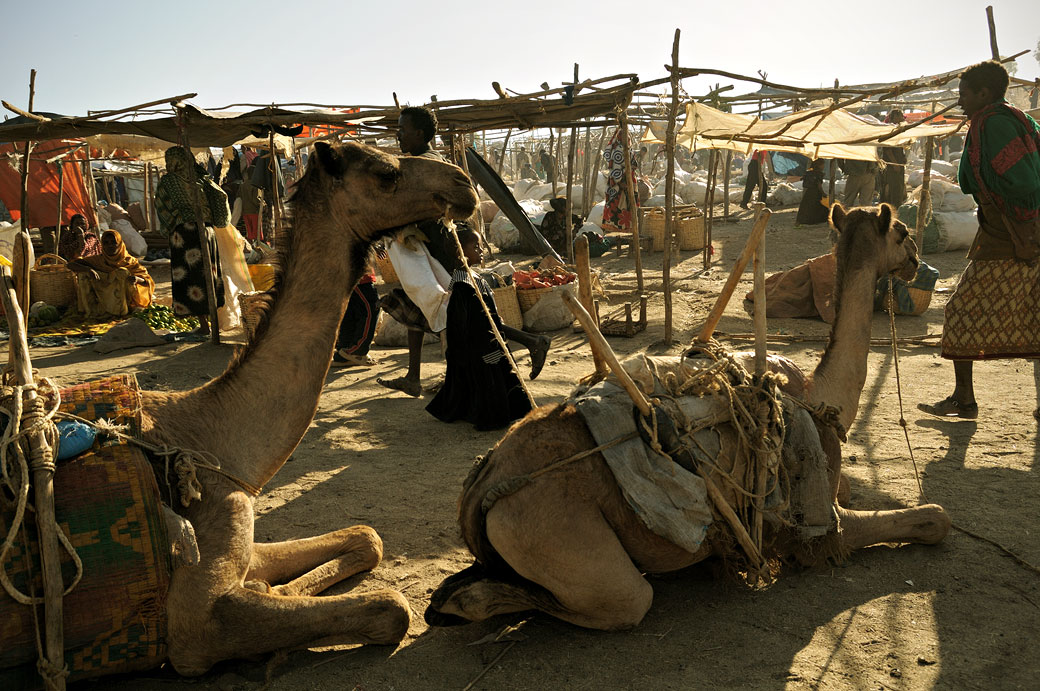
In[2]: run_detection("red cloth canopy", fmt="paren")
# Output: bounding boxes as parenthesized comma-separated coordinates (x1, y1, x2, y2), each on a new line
(0, 140, 96, 228)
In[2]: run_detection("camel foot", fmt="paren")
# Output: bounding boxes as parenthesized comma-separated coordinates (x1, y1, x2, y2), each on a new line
(426, 562, 554, 626)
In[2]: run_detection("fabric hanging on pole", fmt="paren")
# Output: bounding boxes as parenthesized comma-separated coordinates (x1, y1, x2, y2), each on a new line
(602, 129, 637, 231)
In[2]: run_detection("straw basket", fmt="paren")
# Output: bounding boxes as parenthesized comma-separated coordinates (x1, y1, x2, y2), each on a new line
(375, 253, 399, 284)
(517, 285, 554, 313)
(29, 253, 76, 307)
(643, 207, 706, 252)
(492, 284, 523, 329)
(238, 290, 269, 340)
(900, 287, 933, 316)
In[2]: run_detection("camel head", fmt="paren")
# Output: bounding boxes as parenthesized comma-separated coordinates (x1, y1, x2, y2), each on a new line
(829, 202, 918, 283)
(291, 141, 478, 246)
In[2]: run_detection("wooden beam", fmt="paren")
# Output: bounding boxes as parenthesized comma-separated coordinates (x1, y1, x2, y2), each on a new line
(663, 28, 680, 344)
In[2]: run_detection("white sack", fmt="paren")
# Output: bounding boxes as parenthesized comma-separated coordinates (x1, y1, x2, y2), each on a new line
(387, 238, 451, 332)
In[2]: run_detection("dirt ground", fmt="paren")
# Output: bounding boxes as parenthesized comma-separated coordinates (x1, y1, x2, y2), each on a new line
(34, 205, 1039, 690)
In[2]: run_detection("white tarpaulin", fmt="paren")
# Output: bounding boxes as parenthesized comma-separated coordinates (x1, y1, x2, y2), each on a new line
(643, 103, 963, 162)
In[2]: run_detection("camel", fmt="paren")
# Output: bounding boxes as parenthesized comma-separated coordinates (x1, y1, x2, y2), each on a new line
(426, 203, 952, 631)
(131, 141, 477, 675)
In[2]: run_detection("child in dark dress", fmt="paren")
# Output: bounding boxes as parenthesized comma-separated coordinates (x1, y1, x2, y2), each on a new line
(426, 226, 548, 430)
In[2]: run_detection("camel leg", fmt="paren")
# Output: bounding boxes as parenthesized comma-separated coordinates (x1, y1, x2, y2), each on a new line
(168, 586, 411, 676)
(247, 526, 383, 595)
(836, 504, 951, 551)
(432, 488, 653, 630)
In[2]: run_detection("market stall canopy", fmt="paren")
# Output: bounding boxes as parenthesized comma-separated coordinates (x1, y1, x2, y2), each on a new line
(642, 102, 963, 162)
(0, 104, 381, 148)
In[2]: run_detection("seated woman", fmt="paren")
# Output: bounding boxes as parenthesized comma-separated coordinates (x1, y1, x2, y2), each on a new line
(57, 214, 102, 262)
(67, 230, 155, 318)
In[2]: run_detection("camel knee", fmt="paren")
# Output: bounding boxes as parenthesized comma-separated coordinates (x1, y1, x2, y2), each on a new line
(335, 525, 384, 569)
(592, 581, 653, 630)
(358, 589, 412, 644)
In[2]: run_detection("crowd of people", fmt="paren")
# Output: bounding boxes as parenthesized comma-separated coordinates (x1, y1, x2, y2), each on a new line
(27, 58, 1035, 432)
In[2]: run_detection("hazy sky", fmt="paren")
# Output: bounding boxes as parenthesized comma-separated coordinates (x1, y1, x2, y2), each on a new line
(3, 0, 1038, 118)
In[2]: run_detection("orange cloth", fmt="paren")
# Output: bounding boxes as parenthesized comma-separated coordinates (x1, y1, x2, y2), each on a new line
(75, 230, 154, 315)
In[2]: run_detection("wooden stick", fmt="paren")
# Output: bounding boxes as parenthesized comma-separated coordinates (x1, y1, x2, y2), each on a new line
(143, 163, 152, 231)
(563, 290, 650, 417)
(549, 129, 558, 196)
(565, 126, 578, 264)
(986, 6, 1000, 60)
(752, 206, 767, 377)
(16, 69, 37, 334)
(496, 128, 512, 178)
(575, 236, 607, 375)
(700, 466, 764, 570)
(702, 150, 717, 270)
(723, 150, 732, 223)
(268, 129, 283, 240)
(618, 110, 644, 294)
(581, 126, 593, 217)
(53, 161, 65, 254)
(695, 208, 771, 342)
(915, 137, 934, 249)
(1, 267, 66, 691)
(663, 29, 681, 344)
(828, 159, 837, 210)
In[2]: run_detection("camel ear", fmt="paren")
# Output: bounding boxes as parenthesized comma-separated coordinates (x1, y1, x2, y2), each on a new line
(313, 141, 346, 178)
(877, 203, 893, 234)
(829, 201, 846, 234)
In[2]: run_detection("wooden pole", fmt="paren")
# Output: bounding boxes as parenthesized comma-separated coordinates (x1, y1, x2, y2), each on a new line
(696, 208, 771, 342)
(14, 69, 37, 333)
(663, 28, 681, 344)
(268, 130, 283, 240)
(723, 150, 732, 223)
(1, 266, 67, 690)
(828, 159, 837, 209)
(148, 163, 159, 232)
(575, 235, 607, 375)
(618, 110, 644, 294)
(548, 130, 557, 195)
(496, 128, 512, 177)
(143, 163, 152, 231)
(915, 137, 934, 249)
(752, 205, 767, 377)
(565, 126, 578, 264)
(589, 126, 608, 216)
(986, 6, 1000, 60)
(52, 161, 65, 255)
(702, 150, 718, 270)
(562, 290, 651, 417)
(581, 126, 593, 217)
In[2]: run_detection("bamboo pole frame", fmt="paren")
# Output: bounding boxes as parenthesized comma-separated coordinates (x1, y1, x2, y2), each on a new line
(618, 109, 644, 294)
(564, 126, 578, 264)
(663, 28, 681, 344)
(915, 137, 934, 249)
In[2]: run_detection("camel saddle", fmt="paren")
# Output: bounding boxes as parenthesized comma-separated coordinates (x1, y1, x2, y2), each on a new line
(0, 375, 171, 687)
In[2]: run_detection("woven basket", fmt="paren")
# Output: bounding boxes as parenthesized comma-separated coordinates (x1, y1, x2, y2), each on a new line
(901, 287, 933, 316)
(29, 253, 76, 307)
(643, 208, 706, 251)
(238, 290, 269, 340)
(492, 284, 523, 329)
(375, 253, 399, 284)
(517, 285, 554, 313)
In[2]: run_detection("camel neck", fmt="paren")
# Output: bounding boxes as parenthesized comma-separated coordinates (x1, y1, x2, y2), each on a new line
(186, 210, 364, 490)
(809, 267, 877, 432)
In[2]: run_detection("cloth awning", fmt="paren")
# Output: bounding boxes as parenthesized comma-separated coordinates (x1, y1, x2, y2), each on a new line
(643, 102, 963, 162)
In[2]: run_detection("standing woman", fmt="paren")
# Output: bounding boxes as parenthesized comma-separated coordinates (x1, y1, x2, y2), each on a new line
(155, 146, 227, 335)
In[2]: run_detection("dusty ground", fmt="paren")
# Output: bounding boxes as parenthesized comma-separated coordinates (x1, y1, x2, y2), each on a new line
(28, 205, 1039, 690)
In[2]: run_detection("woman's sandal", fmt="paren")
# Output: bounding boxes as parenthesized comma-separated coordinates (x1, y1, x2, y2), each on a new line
(917, 396, 979, 420)
(376, 376, 422, 397)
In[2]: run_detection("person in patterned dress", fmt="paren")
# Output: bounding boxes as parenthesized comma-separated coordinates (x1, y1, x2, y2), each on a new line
(919, 61, 1040, 420)
(154, 146, 227, 335)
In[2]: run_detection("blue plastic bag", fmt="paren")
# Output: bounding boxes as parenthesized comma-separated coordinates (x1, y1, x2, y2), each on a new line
(55, 420, 96, 460)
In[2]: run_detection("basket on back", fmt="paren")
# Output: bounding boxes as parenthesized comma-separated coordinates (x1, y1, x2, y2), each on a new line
(29, 253, 77, 307)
